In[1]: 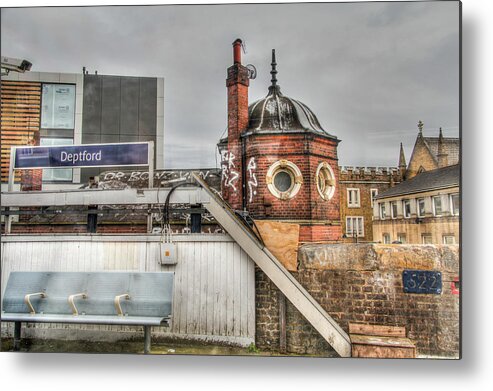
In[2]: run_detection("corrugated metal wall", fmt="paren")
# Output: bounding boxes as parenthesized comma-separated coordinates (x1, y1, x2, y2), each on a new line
(0, 234, 255, 346)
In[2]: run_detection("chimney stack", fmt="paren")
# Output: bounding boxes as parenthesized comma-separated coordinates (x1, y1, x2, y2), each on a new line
(222, 39, 250, 210)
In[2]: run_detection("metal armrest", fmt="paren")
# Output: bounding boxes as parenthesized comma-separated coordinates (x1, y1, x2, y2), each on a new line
(24, 292, 47, 314)
(114, 294, 130, 316)
(68, 293, 87, 315)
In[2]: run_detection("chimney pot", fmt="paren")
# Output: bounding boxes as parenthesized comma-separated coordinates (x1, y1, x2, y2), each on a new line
(233, 39, 243, 64)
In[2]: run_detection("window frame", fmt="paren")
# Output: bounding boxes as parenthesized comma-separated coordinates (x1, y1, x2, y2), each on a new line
(39, 137, 74, 183)
(443, 235, 456, 245)
(370, 188, 378, 207)
(403, 199, 411, 218)
(422, 234, 433, 244)
(417, 198, 425, 218)
(390, 201, 398, 219)
(347, 188, 361, 208)
(346, 216, 364, 238)
(266, 160, 303, 200)
(432, 195, 443, 216)
(382, 233, 391, 244)
(450, 193, 459, 216)
(397, 233, 407, 244)
(379, 203, 387, 220)
(315, 162, 336, 201)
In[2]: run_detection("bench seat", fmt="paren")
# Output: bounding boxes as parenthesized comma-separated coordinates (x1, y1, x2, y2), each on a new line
(1, 313, 170, 326)
(1, 271, 174, 353)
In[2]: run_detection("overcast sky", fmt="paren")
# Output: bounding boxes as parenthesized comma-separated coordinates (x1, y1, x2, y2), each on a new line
(1, 1, 460, 169)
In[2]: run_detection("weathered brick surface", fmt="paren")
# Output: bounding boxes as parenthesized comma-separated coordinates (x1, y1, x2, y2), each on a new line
(256, 243, 460, 358)
(339, 167, 401, 243)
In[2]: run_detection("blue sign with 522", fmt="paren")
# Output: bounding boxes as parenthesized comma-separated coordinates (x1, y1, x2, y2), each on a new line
(14, 143, 149, 169)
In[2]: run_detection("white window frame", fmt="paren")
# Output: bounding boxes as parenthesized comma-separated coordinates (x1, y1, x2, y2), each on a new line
(403, 199, 411, 218)
(379, 203, 387, 220)
(443, 235, 456, 244)
(432, 195, 443, 216)
(347, 188, 360, 208)
(391, 201, 398, 219)
(346, 216, 364, 238)
(370, 188, 378, 207)
(397, 233, 407, 244)
(383, 233, 391, 244)
(266, 160, 303, 200)
(450, 193, 459, 216)
(422, 234, 433, 244)
(417, 198, 425, 217)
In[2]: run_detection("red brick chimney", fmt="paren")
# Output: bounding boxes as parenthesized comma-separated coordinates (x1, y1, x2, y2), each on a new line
(222, 38, 250, 210)
(20, 134, 42, 191)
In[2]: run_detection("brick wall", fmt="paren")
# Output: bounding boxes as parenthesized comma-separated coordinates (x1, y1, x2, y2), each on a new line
(255, 243, 460, 358)
(339, 167, 401, 242)
(241, 133, 341, 242)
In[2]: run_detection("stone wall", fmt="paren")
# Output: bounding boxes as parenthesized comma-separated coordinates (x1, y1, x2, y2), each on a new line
(255, 243, 460, 358)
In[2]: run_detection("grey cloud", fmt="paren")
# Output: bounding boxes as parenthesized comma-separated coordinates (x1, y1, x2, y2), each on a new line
(1, 2, 459, 168)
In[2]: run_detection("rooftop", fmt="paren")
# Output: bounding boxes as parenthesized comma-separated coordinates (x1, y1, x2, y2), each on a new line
(376, 164, 459, 199)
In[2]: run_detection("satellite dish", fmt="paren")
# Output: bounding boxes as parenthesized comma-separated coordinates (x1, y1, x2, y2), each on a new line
(246, 64, 257, 80)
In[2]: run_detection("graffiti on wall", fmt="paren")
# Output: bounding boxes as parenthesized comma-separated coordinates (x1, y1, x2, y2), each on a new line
(221, 150, 240, 192)
(98, 169, 220, 189)
(246, 157, 258, 203)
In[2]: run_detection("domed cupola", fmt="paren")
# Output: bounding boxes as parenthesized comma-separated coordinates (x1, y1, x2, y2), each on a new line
(246, 50, 337, 139)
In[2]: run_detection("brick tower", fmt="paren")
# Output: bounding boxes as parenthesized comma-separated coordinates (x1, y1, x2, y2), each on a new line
(219, 42, 342, 242)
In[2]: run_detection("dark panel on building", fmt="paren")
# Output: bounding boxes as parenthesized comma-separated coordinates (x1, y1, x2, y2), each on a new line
(101, 76, 121, 135)
(139, 78, 157, 136)
(120, 135, 140, 143)
(82, 75, 102, 135)
(120, 77, 140, 136)
(101, 134, 120, 143)
(82, 134, 101, 144)
(81, 75, 158, 184)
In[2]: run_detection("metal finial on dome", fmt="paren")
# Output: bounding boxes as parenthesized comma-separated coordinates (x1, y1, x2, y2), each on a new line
(270, 49, 278, 89)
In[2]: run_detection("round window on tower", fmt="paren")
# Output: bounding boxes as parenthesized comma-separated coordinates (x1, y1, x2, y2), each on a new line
(266, 160, 303, 200)
(316, 162, 336, 201)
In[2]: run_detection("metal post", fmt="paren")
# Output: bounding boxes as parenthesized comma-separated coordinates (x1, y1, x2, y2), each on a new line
(144, 325, 151, 354)
(13, 321, 21, 351)
(148, 141, 154, 189)
(5, 147, 16, 234)
(191, 205, 202, 233)
(146, 141, 155, 233)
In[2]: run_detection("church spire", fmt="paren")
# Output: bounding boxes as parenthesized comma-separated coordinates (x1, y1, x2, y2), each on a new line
(417, 120, 424, 136)
(437, 127, 448, 168)
(399, 142, 407, 180)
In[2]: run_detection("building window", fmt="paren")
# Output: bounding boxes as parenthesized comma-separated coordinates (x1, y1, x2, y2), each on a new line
(379, 203, 386, 219)
(443, 235, 456, 244)
(266, 160, 303, 200)
(397, 233, 407, 244)
(417, 198, 425, 217)
(41, 83, 76, 129)
(346, 216, 364, 238)
(370, 189, 378, 207)
(316, 162, 336, 201)
(347, 188, 360, 207)
(403, 199, 411, 218)
(391, 201, 398, 219)
(383, 233, 391, 244)
(433, 196, 442, 216)
(40, 138, 73, 182)
(422, 234, 433, 244)
(450, 193, 459, 216)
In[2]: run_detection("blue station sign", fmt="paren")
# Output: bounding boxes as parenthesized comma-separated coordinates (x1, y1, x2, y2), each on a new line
(14, 142, 150, 169)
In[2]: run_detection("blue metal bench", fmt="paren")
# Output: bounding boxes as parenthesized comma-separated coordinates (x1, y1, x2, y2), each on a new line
(1, 271, 174, 354)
